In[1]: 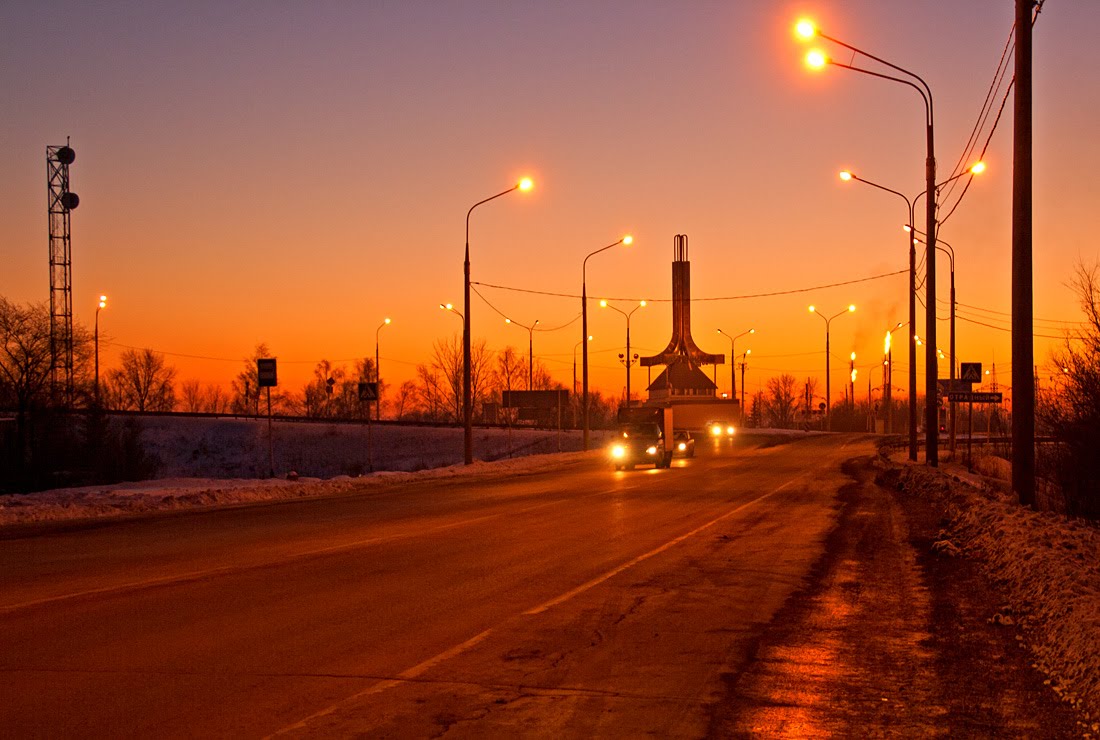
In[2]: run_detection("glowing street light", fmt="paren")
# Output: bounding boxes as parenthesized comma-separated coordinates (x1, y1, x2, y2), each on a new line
(94, 294, 107, 404)
(505, 317, 540, 390)
(439, 302, 463, 320)
(717, 327, 755, 401)
(581, 234, 633, 449)
(797, 17, 941, 465)
(809, 304, 855, 431)
(601, 299, 646, 408)
(375, 317, 391, 421)
(463, 177, 534, 464)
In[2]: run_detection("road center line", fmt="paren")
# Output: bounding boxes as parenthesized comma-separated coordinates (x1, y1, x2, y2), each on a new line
(267, 628, 495, 737)
(523, 474, 806, 616)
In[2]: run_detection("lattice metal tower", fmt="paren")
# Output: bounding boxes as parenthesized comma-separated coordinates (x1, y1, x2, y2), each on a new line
(47, 140, 79, 405)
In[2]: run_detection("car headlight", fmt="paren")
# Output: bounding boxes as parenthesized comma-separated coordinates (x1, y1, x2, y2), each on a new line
(711, 425, 722, 436)
(646, 446, 658, 455)
(611, 445, 626, 459)
(727, 425, 736, 435)
(678, 442, 687, 451)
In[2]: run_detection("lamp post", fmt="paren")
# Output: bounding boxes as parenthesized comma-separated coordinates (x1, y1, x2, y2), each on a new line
(601, 299, 645, 408)
(94, 294, 107, 404)
(738, 350, 751, 425)
(463, 177, 533, 464)
(809, 304, 855, 431)
(374, 317, 390, 421)
(717, 328, 754, 401)
(911, 229, 959, 451)
(799, 18, 939, 464)
(879, 321, 903, 434)
(573, 335, 592, 397)
(439, 302, 463, 320)
(581, 235, 632, 450)
(505, 317, 540, 390)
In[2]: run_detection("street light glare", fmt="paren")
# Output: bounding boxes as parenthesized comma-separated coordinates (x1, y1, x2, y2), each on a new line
(599, 299, 608, 307)
(795, 19, 816, 39)
(749, 328, 756, 334)
(384, 317, 391, 325)
(848, 304, 856, 312)
(639, 300, 647, 307)
(839, 170, 853, 181)
(623, 235, 633, 245)
(806, 50, 828, 69)
(808, 305, 816, 313)
(518, 177, 533, 191)
(970, 161, 987, 175)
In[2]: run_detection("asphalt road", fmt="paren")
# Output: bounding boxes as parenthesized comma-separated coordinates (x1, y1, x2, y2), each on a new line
(1, 433, 870, 737)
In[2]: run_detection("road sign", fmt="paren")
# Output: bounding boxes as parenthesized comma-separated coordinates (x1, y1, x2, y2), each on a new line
(357, 381, 378, 402)
(257, 358, 277, 387)
(960, 362, 982, 383)
(948, 391, 1002, 403)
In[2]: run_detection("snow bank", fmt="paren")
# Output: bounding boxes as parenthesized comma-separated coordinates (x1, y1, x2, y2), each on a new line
(887, 460, 1100, 728)
(0, 451, 597, 527)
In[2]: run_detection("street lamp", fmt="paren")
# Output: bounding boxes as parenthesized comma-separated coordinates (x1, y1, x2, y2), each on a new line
(738, 350, 751, 424)
(799, 17, 940, 464)
(573, 335, 593, 397)
(881, 321, 903, 434)
(375, 317, 391, 421)
(716, 328, 755, 401)
(601, 299, 646, 408)
(809, 304, 855, 431)
(505, 317, 540, 390)
(94, 294, 107, 404)
(463, 177, 534, 464)
(581, 235, 632, 450)
(911, 229, 959, 451)
(439, 302, 463, 320)
(837, 161, 984, 455)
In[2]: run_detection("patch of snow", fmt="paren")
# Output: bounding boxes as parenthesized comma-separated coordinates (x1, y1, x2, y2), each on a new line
(887, 454, 1100, 723)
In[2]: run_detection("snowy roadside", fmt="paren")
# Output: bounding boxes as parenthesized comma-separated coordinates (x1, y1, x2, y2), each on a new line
(0, 451, 597, 528)
(883, 456, 1100, 731)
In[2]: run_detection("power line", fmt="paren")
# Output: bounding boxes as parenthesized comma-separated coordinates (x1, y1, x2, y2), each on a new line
(472, 268, 907, 303)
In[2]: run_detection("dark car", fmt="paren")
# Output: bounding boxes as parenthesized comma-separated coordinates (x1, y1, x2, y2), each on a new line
(673, 430, 695, 458)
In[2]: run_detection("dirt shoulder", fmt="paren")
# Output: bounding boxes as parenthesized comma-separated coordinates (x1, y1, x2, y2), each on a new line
(710, 453, 1086, 737)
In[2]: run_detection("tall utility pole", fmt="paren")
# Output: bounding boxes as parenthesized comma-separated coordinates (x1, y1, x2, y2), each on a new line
(47, 140, 79, 406)
(1012, 0, 1035, 506)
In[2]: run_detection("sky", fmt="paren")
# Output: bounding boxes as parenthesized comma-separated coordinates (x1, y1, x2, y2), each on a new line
(2, 1, 1097, 405)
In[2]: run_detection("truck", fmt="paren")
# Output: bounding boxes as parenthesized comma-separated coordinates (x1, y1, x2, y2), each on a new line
(610, 406, 675, 470)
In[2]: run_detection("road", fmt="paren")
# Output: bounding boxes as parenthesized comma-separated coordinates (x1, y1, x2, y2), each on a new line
(1, 433, 869, 736)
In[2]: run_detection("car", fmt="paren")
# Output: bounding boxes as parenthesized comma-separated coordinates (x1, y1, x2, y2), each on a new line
(706, 420, 737, 439)
(673, 430, 695, 458)
(610, 421, 673, 470)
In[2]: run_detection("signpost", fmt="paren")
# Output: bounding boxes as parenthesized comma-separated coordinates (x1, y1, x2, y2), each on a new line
(951, 362, 999, 473)
(256, 359, 278, 477)
(358, 382, 379, 472)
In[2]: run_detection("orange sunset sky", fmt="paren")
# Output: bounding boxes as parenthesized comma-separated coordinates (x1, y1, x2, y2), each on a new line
(2, 2, 1097, 404)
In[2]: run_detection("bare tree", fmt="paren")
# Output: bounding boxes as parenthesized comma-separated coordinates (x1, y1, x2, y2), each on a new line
(764, 373, 800, 429)
(180, 379, 204, 412)
(393, 380, 416, 420)
(0, 298, 53, 419)
(105, 348, 177, 412)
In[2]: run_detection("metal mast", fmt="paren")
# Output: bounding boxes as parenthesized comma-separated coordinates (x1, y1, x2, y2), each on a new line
(47, 140, 79, 406)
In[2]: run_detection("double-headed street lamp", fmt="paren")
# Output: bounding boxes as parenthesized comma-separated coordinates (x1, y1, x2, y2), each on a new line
(463, 177, 533, 464)
(505, 317, 540, 390)
(716, 328, 754, 401)
(809, 304, 855, 431)
(837, 161, 983, 459)
(581, 235, 632, 450)
(94, 294, 107, 404)
(600, 299, 645, 409)
(799, 18, 940, 464)
(374, 317, 391, 421)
